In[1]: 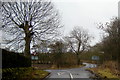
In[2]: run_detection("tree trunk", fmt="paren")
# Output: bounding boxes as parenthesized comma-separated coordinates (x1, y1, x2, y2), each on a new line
(24, 36, 31, 57)
(23, 21, 32, 57)
(76, 53, 80, 65)
(77, 42, 81, 53)
(76, 42, 82, 65)
(77, 57, 80, 65)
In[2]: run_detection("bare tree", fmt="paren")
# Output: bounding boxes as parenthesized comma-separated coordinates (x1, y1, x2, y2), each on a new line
(65, 27, 91, 65)
(1, 0, 61, 57)
(48, 40, 67, 68)
(49, 40, 66, 53)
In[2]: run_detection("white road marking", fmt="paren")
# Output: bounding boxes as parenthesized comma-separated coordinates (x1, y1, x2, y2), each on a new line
(57, 72, 65, 75)
(57, 73, 60, 75)
(69, 73, 73, 79)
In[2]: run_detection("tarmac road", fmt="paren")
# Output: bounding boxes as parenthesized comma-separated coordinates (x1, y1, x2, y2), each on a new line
(44, 63, 97, 80)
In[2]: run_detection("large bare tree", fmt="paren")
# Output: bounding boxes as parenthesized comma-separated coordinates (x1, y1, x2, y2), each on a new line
(1, 0, 61, 57)
(65, 27, 91, 65)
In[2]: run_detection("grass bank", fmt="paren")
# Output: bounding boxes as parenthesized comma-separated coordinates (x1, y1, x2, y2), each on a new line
(86, 61, 120, 80)
(2, 67, 49, 80)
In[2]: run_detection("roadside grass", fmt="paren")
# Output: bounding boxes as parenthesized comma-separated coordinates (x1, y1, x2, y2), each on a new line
(0, 68, 2, 73)
(86, 67, 120, 79)
(49, 64, 85, 70)
(98, 68, 118, 78)
(86, 61, 120, 79)
(2, 67, 49, 80)
(21, 68, 49, 79)
(32, 70, 49, 78)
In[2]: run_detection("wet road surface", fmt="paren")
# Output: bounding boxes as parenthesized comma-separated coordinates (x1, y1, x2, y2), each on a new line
(44, 63, 97, 80)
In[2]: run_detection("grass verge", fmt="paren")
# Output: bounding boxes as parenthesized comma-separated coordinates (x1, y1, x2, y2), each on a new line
(86, 68, 120, 80)
(48, 64, 85, 70)
(2, 67, 49, 80)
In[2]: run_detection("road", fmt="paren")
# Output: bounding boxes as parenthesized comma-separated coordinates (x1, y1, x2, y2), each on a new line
(44, 63, 97, 80)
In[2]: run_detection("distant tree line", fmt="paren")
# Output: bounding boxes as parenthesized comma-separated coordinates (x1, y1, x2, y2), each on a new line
(98, 18, 120, 71)
(34, 27, 91, 68)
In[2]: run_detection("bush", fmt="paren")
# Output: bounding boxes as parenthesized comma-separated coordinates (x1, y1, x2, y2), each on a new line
(52, 53, 78, 68)
(2, 49, 31, 68)
(38, 53, 78, 68)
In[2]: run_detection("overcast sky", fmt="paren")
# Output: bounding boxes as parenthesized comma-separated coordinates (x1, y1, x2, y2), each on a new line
(52, 0, 119, 46)
(0, 0, 119, 47)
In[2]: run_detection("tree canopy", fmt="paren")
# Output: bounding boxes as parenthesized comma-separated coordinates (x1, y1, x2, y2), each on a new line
(1, 0, 62, 56)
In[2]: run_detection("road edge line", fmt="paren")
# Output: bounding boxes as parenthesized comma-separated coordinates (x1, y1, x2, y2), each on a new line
(43, 73, 51, 80)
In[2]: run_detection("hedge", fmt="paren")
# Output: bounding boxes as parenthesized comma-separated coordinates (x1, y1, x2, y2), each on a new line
(2, 49, 31, 68)
(2, 67, 33, 80)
